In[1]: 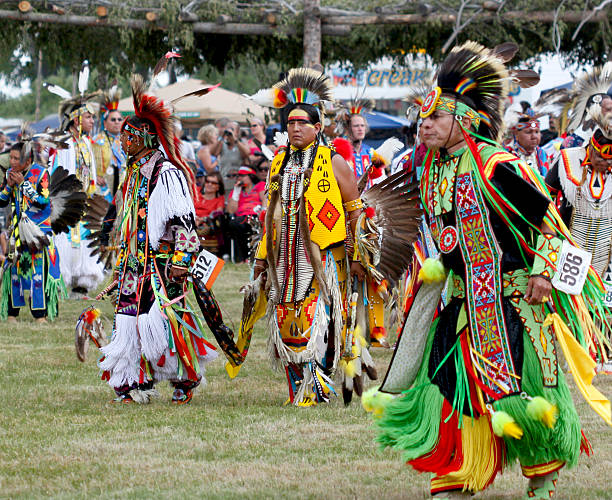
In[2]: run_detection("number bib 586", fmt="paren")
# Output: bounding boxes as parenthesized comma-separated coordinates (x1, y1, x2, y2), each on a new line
(551, 241, 592, 296)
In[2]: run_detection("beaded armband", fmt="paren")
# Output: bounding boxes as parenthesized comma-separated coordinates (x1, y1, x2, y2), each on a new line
(171, 250, 192, 268)
(343, 198, 364, 212)
(531, 233, 562, 279)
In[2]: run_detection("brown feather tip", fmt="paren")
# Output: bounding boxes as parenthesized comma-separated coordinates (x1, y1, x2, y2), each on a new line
(172, 83, 221, 103)
(511, 69, 540, 89)
(492, 42, 519, 63)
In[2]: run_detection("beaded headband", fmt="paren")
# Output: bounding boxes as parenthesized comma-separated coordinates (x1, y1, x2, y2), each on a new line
(420, 87, 481, 129)
(590, 133, 612, 159)
(68, 103, 95, 122)
(123, 121, 158, 148)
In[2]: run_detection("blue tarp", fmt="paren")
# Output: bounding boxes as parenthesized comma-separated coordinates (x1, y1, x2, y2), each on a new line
(362, 111, 411, 130)
(5, 114, 60, 141)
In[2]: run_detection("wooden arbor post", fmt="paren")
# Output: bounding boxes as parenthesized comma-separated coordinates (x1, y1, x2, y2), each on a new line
(303, 0, 321, 68)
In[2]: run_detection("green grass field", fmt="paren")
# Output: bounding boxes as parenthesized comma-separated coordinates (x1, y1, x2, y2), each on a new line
(1, 263, 611, 499)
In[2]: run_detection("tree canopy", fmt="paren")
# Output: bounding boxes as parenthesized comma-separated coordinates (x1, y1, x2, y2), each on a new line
(0, 0, 610, 119)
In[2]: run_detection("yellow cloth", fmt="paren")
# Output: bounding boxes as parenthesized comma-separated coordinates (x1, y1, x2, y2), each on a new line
(544, 313, 612, 426)
(277, 246, 347, 351)
(256, 145, 346, 260)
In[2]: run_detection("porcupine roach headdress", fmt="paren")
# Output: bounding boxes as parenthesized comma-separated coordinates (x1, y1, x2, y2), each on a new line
(16, 122, 70, 165)
(99, 83, 122, 127)
(47, 61, 100, 133)
(249, 67, 333, 118)
(566, 62, 612, 133)
(585, 103, 612, 159)
(335, 95, 375, 136)
(420, 41, 539, 144)
(129, 74, 197, 199)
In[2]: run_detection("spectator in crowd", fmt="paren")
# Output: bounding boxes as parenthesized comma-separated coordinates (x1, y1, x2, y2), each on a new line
(195, 171, 225, 221)
(215, 117, 231, 136)
(194, 171, 227, 256)
(0, 132, 7, 153)
(217, 123, 244, 191)
(253, 156, 270, 183)
(196, 124, 221, 174)
(226, 166, 266, 263)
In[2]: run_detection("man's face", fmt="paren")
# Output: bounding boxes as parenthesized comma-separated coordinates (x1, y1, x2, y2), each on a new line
(601, 97, 612, 115)
(120, 129, 143, 156)
(420, 110, 463, 151)
(9, 149, 28, 172)
(287, 119, 320, 149)
(349, 116, 367, 141)
(104, 111, 123, 135)
(80, 112, 95, 134)
(515, 126, 541, 153)
(589, 143, 612, 173)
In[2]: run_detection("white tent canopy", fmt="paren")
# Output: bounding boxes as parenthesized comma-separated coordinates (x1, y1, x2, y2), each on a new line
(117, 78, 268, 125)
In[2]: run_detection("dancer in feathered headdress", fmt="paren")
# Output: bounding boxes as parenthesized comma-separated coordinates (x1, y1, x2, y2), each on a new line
(332, 93, 405, 350)
(561, 62, 612, 148)
(47, 61, 105, 295)
(245, 68, 421, 406)
(92, 84, 126, 201)
(95, 71, 241, 405)
(0, 125, 87, 322)
(366, 41, 611, 499)
(506, 107, 549, 176)
(546, 104, 612, 300)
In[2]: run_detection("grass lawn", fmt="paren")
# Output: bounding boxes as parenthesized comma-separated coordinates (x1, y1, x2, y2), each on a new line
(0, 263, 611, 499)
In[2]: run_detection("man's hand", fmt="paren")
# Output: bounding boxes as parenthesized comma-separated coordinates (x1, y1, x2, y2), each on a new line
(7, 171, 24, 187)
(168, 265, 188, 283)
(253, 258, 268, 287)
(524, 275, 552, 305)
(97, 176, 107, 187)
(350, 261, 366, 281)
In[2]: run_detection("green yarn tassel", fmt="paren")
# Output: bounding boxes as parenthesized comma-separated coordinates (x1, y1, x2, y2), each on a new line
(526, 396, 558, 429)
(362, 386, 394, 418)
(0, 267, 11, 320)
(491, 410, 523, 439)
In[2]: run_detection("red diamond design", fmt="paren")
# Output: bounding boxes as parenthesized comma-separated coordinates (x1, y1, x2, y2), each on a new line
(316, 199, 340, 231)
(307, 200, 315, 232)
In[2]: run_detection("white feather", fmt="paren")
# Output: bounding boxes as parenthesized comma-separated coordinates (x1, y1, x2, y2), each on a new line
(248, 88, 275, 107)
(273, 131, 288, 148)
(375, 138, 404, 166)
(78, 60, 90, 95)
(43, 83, 71, 100)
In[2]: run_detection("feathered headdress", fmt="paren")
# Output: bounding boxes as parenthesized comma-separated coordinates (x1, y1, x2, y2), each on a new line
(404, 80, 434, 122)
(420, 41, 539, 143)
(47, 61, 100, 132)
(586, 104, 612, 160)
(566, 62, 612, 132)
(249, 68, 333, 110)
(335, 95, 375, 136)
(506, 89, 570, 133)
(129, 74, 196, 199)
(15, 123, 70, 165)
(99, 83, 121, 121)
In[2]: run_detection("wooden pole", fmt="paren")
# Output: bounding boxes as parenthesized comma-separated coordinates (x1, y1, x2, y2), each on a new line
(0, 9, 349, 36)
(34, 48, 42, 122)
(303, 0, 321, 67)
(321, 10, 609, 25)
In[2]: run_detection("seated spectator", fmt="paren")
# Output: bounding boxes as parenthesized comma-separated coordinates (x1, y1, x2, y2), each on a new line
(253, 156, 270, 183)
(194, 171, 226, 256)
(195, 171, 225, 221)
(227, 166, 266, 263)
(196, 125, 221, 174)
